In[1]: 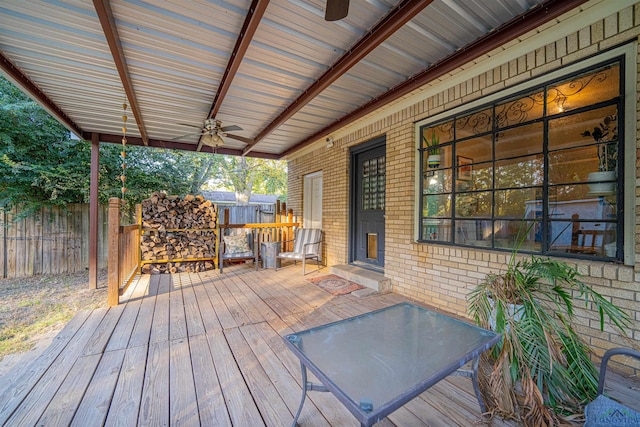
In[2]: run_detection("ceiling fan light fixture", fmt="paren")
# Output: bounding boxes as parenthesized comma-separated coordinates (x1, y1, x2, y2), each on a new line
(201, 131, 223, 147)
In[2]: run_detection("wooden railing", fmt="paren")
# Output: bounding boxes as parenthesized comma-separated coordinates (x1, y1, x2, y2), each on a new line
(108, 198, 140, 306)
(218, 204, 299, 257)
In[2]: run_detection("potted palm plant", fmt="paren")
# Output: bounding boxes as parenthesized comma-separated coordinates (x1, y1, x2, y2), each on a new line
(423, 130, 441, 168)
(581, 115, 618, 195)
(467, 229, 630, 426)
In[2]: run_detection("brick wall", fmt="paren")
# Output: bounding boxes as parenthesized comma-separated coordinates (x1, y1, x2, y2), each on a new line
(288, 2, 640, 367)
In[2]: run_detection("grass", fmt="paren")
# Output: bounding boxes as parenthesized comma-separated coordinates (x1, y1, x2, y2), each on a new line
(0, 271, 107, 358)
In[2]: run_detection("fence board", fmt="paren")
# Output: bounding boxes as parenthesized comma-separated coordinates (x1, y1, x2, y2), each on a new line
(0, 204, 109, 279)
(219, 204, 275, 224)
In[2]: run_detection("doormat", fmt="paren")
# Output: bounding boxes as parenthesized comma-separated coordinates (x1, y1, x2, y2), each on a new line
(307, 275, 365, 295)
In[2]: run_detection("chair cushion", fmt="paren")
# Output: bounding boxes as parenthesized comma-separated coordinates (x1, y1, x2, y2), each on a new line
(223, 234, 251, 254)
(278, 251, 315, 260)
(222, 251, 254, 260)
(585, 395, 640, 427)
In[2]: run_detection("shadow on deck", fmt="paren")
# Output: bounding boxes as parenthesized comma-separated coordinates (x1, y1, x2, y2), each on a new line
(0, 264, 618, 426)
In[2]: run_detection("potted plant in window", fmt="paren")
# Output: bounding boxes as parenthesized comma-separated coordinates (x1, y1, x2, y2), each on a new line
(581, 115, 617, 195)
(423, 130, 441, 168)
(467, 228, 630, 426)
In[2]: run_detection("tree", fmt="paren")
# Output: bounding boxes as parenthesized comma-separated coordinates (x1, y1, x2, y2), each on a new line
(204, 156, 287, 205)
(0, 76, 287, 218)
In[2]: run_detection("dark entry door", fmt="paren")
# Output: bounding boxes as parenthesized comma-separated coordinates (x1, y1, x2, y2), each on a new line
(351, 138, 385, 269)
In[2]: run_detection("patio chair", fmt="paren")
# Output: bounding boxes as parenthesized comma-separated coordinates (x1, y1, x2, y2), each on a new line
(584, 347, 640, 427)
(276, 228, 322, 275)
(219, 228, 258, 273)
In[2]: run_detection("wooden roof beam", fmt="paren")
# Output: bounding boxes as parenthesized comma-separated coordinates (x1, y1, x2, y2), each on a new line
(281, 0, 588, 158)
(242, 0, 433, 155)
(93, 0, 149, 145)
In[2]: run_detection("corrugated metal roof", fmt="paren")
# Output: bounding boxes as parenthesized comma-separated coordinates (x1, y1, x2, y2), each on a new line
(0, 0, 557, 158)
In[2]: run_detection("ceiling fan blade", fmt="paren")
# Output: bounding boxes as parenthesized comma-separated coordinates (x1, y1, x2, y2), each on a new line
(171, 131, 203, 140)
(325, 0, 349, 21)
(177, 123, 203, 129)
(225, 133, 253, 144)
(220, 124, 242, 132)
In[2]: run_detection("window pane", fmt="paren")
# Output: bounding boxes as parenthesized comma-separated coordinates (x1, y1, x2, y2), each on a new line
(456, 160, 492, 191)
(495, 155, 543, 188)
(496, 122, 543, 159)
(422, 219, 451, 242)
(548, 146, 598, 184)
(549, 185, 617, 219)
(456, 220, 492, 247)
(422, 120, 454, 146)
(494, 188, 540, 218)
(455, 191, 491, 218)
(547, 63, 620, 115)
(423, 194, 451, 217)
(456, 135, 492, 163)
(493, 220, 542, 252)
(548, 105, 618, 151)
(549, 221, 617, 257)
(456, 107, 492, 139)
(423, 169, 452, 194)
(495, 89, 544, 128)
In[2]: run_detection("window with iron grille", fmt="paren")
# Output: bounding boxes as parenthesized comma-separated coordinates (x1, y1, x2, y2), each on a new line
(418, 59, 623, 261)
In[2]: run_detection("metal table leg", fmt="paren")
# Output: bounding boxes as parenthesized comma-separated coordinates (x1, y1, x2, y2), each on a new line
(291, 362, 330, 427)
(451, 356, 487, 414)
(291, 362, 308, 427)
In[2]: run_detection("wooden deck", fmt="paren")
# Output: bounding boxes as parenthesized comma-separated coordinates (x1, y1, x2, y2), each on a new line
(0, 265, 557, 426)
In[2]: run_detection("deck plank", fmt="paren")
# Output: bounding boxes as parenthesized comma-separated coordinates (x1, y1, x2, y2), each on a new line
(200, 272, 238, 330)
(240, 322, 332, 427)
(0, 309, 91, 423)
(170, 337, 200, 426)
(191, 275, 223, 333)
(181, 274, 206, 337)
(215, 274, 252, 326)
(3, 308, 108, 426)
(36, 353, 102, 426)
(225, 326, 294, 426)
(169, 275, 188, 341)
(206, 329, 265, 426)
(188, 334, 232, 426)
(149, 275, 171, 344)
(103, 345, 148, 427)
(138, 340, 170, 427)
(83, 303, 126, 355)
(71, 348, 127, 427)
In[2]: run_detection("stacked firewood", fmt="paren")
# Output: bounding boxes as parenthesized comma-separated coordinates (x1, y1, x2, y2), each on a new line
(140, 192, 217, 274)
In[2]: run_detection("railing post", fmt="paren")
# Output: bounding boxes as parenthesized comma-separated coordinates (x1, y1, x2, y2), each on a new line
(108, 197, 121, 306)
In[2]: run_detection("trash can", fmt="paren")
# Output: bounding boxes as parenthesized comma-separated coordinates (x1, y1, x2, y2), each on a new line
(261, 241, 281, 269)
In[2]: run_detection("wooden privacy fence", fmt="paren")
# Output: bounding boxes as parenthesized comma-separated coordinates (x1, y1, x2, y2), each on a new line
(0, 203, 109, 279)
(221, 204, 276, 224)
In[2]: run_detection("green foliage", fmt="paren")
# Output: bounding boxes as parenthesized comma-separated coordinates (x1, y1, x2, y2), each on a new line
(468, 246, 630, 425)
(0, 77, 287, 218)
(204, 156, 287, 204)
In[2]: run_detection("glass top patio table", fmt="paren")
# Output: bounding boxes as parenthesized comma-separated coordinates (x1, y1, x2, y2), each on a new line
(283, 302, 501, 426)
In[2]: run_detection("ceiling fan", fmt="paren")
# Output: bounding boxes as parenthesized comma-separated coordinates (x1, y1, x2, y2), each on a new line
(175, 118, 251, 148)
(325, 0, 350, 21)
